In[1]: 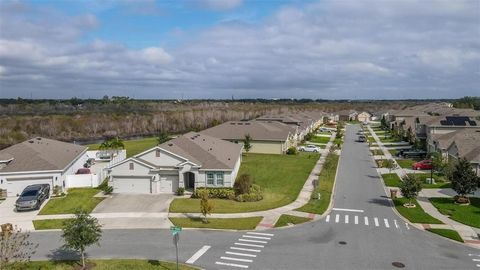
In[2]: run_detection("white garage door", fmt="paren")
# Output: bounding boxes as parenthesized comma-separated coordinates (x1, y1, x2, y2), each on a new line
(112, 177, 151, 194)
(6, 177, 53, 197)
(159, 174, 179, 193)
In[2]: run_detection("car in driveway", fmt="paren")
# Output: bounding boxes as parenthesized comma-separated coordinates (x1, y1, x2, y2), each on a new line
(412, 160, 433, 170)
(298, 145, 320, 152)
(397, 149, 427, 158)
(15, 184, 50, 211)
(319, 127, 331, 133)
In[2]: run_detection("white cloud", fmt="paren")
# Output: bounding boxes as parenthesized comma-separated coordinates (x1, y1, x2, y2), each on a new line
(135, 47, 174, 64)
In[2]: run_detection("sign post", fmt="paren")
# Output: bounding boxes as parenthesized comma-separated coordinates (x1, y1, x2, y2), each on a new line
(170, 226, 182, 270)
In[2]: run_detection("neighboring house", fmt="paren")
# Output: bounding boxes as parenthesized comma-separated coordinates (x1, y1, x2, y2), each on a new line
(0, 137, 88, 197)
(107, 132, 243, 194)
(357, 112, 372, 123)
(201, 121, 297, 154)
(337, 110, 358, 121)
(445, 130, 480, 176)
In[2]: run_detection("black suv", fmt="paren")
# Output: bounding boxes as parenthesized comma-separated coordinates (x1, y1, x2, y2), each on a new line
(15, 184, 50, 211)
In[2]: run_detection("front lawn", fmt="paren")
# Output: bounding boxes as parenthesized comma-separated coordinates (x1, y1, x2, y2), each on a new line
(396, 159, 416, 169)
(429, 197, 480, 228)
(39, 188, 104, 215)
(310, 136, 330, 144)
(33, 219, 72, 230)
(88, 136, 158, 158)
(389, 149, 398, 156)
(296, 154, 339, 214)
(426, 228, 464, 243)
(274, 214, 311, 227)
(24, 259, 198, 270)
(382, 173, 402, 187)
(407, 173, 451, 189)
(169, 153, 319, 213)
(393, 198, 443, 224)
(380, 137, 403, 143)
(169, 217, 262, 230)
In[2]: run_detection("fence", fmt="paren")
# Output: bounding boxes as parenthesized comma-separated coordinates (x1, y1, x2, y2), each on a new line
(66, 174, 101, 188)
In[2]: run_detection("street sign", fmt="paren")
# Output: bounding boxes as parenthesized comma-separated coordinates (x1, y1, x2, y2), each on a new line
(170, 226, 182, 236)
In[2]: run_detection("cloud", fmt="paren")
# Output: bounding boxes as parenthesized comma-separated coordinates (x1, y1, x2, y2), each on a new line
(0, 0, 478, 99)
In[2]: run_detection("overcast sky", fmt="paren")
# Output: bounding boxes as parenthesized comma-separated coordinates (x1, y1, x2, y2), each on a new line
(0, 0, 479, 99)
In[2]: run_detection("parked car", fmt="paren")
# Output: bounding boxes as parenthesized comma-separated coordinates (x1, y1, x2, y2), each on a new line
(412, 160, 433, 170)
(319, 127, 331, 133)
(15, 184, 50, 211)
(357, 135, 367, 142)
(76, 168, 91, 174)
(298, 145, 320, 152)
(397, 149, 427, 158)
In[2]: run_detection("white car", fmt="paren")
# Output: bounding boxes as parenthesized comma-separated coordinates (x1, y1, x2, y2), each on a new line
(298, 145, 320, 152)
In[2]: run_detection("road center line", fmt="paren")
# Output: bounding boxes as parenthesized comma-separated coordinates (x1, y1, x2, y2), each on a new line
(246, 232, 274, 237)
(185, 245, 211, 264)
(354, 215, 358, 224)
(335, 214, 340, 223)
(332, 207, 364, 213)
(226, 251, 257, 258)
(374, 217, 379, 227)
(215, 261, 249, 269)
(230, 247, 261, 253)
(235, 242, 264, 248)
(242, 235, 271, 240)
(221, 256, 253, 263)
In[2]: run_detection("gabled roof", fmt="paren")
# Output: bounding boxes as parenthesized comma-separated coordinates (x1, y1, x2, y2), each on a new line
(0, 137, 86, 173)
(447, 130, 480, 163)
(201, 121, 295, 142)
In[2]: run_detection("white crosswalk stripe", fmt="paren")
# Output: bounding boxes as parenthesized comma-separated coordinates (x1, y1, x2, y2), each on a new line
(324, 213, 410, 231)
(335, 214, 340, 223)
(345, 214, 349, 224)
(374, 217, 379, 227)
(384, 219, 390, 228)
(326, 215, 330, 222)
(364, 216, 369, 226)
(354, 215, 358, 225)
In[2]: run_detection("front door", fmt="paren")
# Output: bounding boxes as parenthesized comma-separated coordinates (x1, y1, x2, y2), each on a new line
(185, 172, 195, 189)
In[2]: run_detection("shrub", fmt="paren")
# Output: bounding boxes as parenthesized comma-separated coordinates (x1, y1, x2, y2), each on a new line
(103, 186, 113, 195)
(176, 187, 185, 196)
(191, 187, 235, 199)
(286, 147, 298, 155)
(234, 174, 252, 195)
(235, 184, 263, 202)
(53, 185, 62, 196)
(97, 178, 108, 190)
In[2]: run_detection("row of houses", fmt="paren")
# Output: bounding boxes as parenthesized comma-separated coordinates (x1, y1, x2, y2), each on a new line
(382, 102, 480, 175)
(0, 111, 326, 196)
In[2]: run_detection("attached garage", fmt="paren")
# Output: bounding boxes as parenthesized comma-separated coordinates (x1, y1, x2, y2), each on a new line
(158, 174, 179, 193)
(112, 176, 152, 194)
(6, 176, 54, 197)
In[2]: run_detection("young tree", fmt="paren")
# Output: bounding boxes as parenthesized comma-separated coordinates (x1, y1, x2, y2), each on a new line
(450, 158, 478, 204)
(0, 224, 38, 269)
(199, 189, 214, 223)
(384, 159, 396, 173)
(380, 115, 387, 129)
(431, 152, 446, 175)
(62, 211, 102, 269)
(399, 174, 422, 207)
(243, 134, 252, 153)
(157, 131, 170, 144)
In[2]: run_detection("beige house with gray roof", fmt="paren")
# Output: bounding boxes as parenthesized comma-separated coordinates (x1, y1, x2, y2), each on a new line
(107, 132, 243, 193)
(0, 137, 88, 197)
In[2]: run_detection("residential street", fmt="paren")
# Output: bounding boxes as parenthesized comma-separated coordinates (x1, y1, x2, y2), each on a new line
(30, 125, 479, 269)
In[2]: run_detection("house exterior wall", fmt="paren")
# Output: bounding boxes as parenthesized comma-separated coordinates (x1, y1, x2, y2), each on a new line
(227, 140, 285, 154)
(357, 113, 371, 123)
(140, 149, 184, 167)
(61, 151, 89, 188)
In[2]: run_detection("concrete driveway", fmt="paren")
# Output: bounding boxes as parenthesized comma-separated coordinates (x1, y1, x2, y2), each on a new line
(92, 193, 174, 213)
(0, 197, 49, 230)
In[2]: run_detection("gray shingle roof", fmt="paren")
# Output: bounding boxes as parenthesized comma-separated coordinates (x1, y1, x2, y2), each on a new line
(201, 121, 296, 142)
(0, 137, 86, 173)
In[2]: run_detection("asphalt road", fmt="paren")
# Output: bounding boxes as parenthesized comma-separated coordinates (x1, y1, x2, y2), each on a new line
(30, 125, 479, 269)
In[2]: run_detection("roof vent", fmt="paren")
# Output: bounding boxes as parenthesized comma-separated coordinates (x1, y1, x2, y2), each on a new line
(230, 123, 236, 125)
(28, 140, 34, 143)
(203, 139, 206, 141)
(36, 137, 42, 140)
(209, 148, 212, 151)
(168, 143, 173, 146)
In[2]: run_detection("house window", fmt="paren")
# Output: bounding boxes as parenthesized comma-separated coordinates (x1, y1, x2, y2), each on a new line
(216, 173, 224, 185)
(129, 162, 134, 170)
(207, 173, 215, 185)
(156, 149, 161, 157)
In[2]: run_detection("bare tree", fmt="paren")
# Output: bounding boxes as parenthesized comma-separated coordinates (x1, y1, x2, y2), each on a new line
(0, 223, 38, 269)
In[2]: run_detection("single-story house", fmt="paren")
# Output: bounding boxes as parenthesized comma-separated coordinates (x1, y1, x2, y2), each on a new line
(337, 110, 358, 122)
(107, 132, 243, 193)
(201, 121, 297, 154)
(445, 130, 480, 176)
(357, 112, 372, 123)
(0, 137, 88, 197)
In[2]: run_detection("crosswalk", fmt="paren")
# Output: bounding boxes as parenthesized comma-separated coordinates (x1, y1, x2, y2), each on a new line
(469, 253, 480, 268)
(215, 231, 274, 268)
(325, 213, 409, 230)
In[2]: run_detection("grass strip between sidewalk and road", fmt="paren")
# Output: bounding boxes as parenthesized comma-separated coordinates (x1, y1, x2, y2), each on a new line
(274, 214, 312, 228)
(39, 188, 104, 215)
(33, 219, 72, 230)
(426, 228, 464, 243)
(23, 259, 199, 270)
(296, 154, 339, 214)
(381, 173, 402, 187)
(393, 198, 443, 224)
(429, 197, 480, 228)
(169, 217, 262, 230)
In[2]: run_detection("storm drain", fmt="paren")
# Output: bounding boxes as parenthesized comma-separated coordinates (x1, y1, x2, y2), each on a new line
(338, 241, 347, 245)
(392, 262, 405, 268)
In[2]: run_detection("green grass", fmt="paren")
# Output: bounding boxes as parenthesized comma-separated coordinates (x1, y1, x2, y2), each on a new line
(39, 188, 104, 215)
(367, 136, 376, 143)
(170, 153, 319, 213)
(88, 137, 158, 158)
(426, 228, 464, 243)
(389, 149, 398, 156)
(370, 149, 384, 156)
(396, 159, 416, 169)
(22, 259, 198, 270)
(310, 136, 330, 144)
(169, 217, 262, 230)
(296, 154, 339, 214)
(380, 137, 403, 143)
(33, 219, 73, 230)
(407, 173, 451, 189)
(316, 132, 332, 135)
(382, 173, 402, 187)
(393, 198, 443, 224)
(274, 214, 312, 227)
(429, 197, 480, 228)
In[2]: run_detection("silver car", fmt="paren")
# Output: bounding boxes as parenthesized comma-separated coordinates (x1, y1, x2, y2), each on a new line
(15, 184, 50, 211)
(298, 145, 320, 152)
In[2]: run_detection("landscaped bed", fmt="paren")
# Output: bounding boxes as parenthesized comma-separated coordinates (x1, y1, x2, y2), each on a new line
(39, 188, 104, 215)
(381, 173, 402, 187)
(393, 198, 443, 224)
(23, 259, 199, 270)
(169, 153, 319, 213)
(169, 217, 262, 230)
(274, 214, 311, 227)
(429, 197, 480, 228)
(296, 154, 339, 214)
(88, 136, 158, 158)
(370, 149, 384, 156)
(426, 228, 463, 243)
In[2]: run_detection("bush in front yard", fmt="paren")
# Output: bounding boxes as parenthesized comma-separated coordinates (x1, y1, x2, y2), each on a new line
(286, 147, 298, 155)
(235, 184, 263, 202)
(234, 174, 252, 195)
(176, 187, 185, 196)
(191, 187, 235, 199)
